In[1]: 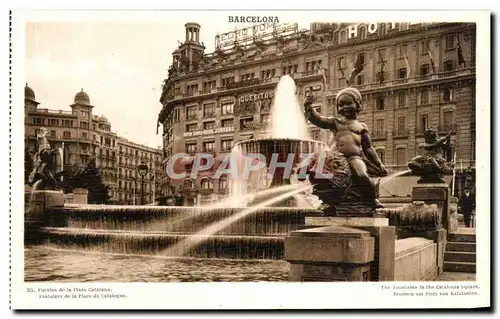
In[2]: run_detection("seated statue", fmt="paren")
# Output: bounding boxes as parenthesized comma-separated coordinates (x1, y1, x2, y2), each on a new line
(301, 87, 386, 215)
(408, 128, 454, 184)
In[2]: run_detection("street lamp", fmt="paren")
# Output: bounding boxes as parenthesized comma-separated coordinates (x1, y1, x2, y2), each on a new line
(137, 162, 149, 205)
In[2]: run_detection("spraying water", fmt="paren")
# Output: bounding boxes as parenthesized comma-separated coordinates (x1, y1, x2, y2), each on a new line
(270, 75, 310, 140)
(163, 183, 312, 257)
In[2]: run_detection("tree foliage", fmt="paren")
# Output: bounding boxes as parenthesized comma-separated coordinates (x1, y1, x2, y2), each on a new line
(61, 158, 110, 204)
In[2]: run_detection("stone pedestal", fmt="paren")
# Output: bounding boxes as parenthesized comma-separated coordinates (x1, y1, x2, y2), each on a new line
(285, 226, 375, 281)
(72, 188, 89, 204)
(24, 190, 64, 244)
(412, 184, 450, 230)
(303, 215, 395, 281)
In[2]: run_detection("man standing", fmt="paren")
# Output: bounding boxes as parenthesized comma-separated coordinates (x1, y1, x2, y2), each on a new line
(459, 188, 476, 228)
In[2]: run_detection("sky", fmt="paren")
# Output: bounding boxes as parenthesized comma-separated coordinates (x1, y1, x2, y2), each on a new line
(25, 17, 311, 148)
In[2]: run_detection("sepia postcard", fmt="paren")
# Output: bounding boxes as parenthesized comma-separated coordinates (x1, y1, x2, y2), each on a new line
(9, 9, 491, 310)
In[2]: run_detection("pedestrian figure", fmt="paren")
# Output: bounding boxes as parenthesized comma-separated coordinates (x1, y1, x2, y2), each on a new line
(459, 188, 475, 228)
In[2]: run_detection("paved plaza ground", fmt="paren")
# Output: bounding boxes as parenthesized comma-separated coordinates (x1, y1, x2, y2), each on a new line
(436, 272, 476, 281)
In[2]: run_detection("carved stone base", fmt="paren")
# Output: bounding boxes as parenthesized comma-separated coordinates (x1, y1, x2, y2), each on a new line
(25, 190, 64, 244)
(416, 174, 446, 184)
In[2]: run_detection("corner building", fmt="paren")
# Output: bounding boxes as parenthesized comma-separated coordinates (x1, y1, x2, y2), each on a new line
(158, 22, 476, 205)
(25, 85, 162, 204)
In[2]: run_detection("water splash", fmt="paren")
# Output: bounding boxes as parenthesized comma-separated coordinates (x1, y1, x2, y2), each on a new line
(379, 169, 411, 185)
(162, 183, 312, 257)
(270, 75, 310, 140)
(26, 180, 42, 214)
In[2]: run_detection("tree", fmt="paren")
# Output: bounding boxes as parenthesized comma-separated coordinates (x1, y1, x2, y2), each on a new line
(60, 158, 111, 204)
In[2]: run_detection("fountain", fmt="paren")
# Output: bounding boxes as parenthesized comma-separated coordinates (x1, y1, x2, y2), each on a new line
(25, 76, 419, 282)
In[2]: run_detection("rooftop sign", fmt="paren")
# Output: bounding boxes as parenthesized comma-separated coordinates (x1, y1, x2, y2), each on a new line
(215, 22, 298, 50)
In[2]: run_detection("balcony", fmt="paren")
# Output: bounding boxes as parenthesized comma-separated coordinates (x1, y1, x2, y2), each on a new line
(78, 137, 91, 143)
(202, 112, 216, 119)
(186, 114, 198, 121)
(392, 129, 411, 138)
(394, 78, 408, 84)
(371, 131, 388, 140)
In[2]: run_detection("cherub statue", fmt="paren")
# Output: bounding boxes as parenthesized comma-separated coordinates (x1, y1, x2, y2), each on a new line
(304, 87, 387, 177)
(408, 128, 455, 183)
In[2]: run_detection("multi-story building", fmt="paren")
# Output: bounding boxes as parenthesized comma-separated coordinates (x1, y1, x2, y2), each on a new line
(158, 22, 476, 204)
(24, 85, 162, 204)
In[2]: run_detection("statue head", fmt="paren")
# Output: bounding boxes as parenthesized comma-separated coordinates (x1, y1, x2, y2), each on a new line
(37, 127, 48, 139)
(423, 128, 438, 143)
(335, 87, 363, 118)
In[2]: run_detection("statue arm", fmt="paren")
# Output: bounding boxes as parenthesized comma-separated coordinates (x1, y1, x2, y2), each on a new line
(304, 100, 336, 130)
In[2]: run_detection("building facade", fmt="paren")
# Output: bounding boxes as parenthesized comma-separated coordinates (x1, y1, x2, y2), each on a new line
(158, 22, 476, 204)
(25, 85, 162, 204)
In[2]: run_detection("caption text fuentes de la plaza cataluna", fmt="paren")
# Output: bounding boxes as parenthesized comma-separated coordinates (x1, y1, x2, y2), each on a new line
(381, 283, 480, 297)
(27, 287, 127, 299)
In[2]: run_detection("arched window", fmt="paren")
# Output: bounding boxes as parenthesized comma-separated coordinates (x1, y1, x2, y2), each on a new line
(201, 177, 213, 190)
(218, 175, 228, 190)
(340, 30, 347, 43)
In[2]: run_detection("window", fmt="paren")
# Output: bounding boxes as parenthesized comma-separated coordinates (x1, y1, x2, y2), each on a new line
(186, 123, 197, 132)
(221, 119, 234, 127)
(398, 68, 407, 79)
(221, 139, 233, 151)
(201, 178, 213, 190)
(81, 111, 89, 117)
(420, 89, 430, 105)
(241, 72, 255, 81)
(338, 57, 346, 69)
(203, 141, 215, 153)
(357, 53, 365, 65)
(376, 119, 385, 135)
(260, 69, 276, 79)
(398, 44, 408, 58)
(203, 103, 215, 118)
(50, 130, 56, 137)
(48, 119, 59, 126)
(186, 106, 198, 120)
(445, 34, 455, 50)
(33, 117, 43, 125)
(340, 30, 347, 43)
(222, 77, 235, 87)
(63, 131, 71, 139)
(203, 121, 215, 130)
(443, 88, 454, 103)
(376, 97, 385, 111)
(397, 116, 407, 132)
(419, 114, 429, 132)
(203, 80, 216, 92)
(443, 60, 454, 72)
(443, 111, 454, 131)
(396, 148, 407, 166)
(186, 143, 197, 153)
(80, 121, 89, 129)
(356, 74, 364, 85)
(376, 149, 385, 164)
(283, 65, 298, 75)
(219, 176, 228, 189)
(221, 100, 234, 115)
(81, 132, 88, 139)
(62, 120, 73, 127)
(420, 39, 430, 54)
(397, 92, 407, 108)
(420, 64, 430, 76)
(173, 108, 181, 123)
(359, 26, 367, 39)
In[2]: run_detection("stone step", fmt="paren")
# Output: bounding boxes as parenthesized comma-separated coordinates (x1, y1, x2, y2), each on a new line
(448, 233, 476, 243)
(444, 251, 476, 263)
(446, 241, 476, 252)
(443, 261, 476, 273)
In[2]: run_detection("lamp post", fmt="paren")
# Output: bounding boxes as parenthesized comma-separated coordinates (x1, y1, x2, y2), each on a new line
(137, 162, 148, 205)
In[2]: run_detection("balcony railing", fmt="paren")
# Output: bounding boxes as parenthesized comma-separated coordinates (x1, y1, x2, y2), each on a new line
(392, 129, 410, 138)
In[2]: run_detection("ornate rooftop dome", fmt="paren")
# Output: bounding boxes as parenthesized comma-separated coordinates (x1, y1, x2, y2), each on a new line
(97, 115, 108, 123)
(25, 83, 36, 102)
(74, 89, 91, 105)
